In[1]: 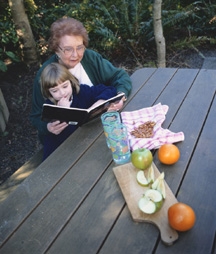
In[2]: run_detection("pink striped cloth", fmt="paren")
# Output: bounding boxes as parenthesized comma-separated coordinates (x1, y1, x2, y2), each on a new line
(121, 103, 184, 151)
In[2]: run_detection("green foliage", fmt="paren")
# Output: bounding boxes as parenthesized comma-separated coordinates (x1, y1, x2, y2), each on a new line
(0, 5, 20, 72)
(65, 0, 153, 60)
(170, 36, 214, 50)
(24, 0, 38, 17)
(0, 61, 7, 72)
(162, 1, 216, 45)
(0, 0, 216, 72)
(0, 0, 71, 72)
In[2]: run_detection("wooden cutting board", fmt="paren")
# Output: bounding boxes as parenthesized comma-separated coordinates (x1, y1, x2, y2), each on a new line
(113, 162, 178, 245)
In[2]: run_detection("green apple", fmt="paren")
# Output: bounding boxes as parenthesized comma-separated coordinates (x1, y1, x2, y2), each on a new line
(138, 189, 163, 214)
(131, 148, 153, 170)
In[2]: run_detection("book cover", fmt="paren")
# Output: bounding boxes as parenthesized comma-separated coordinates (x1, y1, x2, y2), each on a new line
(42, 93, 125, 126)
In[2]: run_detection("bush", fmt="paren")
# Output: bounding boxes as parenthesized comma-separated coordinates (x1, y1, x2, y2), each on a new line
(162, 1, 216, 49)
(1, 0, 216, 72)
(0, 4, 20, 72)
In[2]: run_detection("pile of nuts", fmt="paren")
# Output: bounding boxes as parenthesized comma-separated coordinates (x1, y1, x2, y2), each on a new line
(130, 121, 156, 138)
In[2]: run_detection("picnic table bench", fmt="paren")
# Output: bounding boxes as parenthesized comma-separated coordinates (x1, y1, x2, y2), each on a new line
(0, 67, 216, 253)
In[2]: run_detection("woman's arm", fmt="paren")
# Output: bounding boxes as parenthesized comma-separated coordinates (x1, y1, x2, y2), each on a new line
(81, 49, 132, 98)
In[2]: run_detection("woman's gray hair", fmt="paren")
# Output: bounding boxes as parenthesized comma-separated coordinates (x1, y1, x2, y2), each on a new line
(48, 17, 89, 52)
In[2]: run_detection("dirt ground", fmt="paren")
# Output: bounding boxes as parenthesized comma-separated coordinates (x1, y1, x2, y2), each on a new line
(0, 46, 215, 185)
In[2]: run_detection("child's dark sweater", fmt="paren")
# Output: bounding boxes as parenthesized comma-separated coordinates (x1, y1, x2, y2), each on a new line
(43, 84, 117, 160)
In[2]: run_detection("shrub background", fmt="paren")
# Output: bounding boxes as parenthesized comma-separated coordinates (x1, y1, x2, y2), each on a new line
(0, 0, 216, 72)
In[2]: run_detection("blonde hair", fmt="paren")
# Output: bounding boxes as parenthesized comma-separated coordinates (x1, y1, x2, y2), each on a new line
(48, 17, 89, 52)
(41, 63, 80, 104)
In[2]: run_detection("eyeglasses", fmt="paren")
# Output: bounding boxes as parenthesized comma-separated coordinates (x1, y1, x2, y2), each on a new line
(58, 45, 85, 56)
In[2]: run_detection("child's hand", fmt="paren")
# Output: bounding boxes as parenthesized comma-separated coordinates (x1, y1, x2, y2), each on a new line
(57, 97, 71, 107)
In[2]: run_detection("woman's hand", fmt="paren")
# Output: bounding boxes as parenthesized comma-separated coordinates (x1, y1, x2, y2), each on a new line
(47, 121, 68, 135)
(107, 96, 126, 111)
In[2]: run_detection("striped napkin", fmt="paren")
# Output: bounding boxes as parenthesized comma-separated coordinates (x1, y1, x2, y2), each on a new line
(121, 103, 184, 151)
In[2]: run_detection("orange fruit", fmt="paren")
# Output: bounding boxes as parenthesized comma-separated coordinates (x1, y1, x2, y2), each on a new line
(158, 144, 180, 165)
(168, 202, 196, 231)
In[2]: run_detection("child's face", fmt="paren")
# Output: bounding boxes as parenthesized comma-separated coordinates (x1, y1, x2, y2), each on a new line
(49, 80, 72, 102)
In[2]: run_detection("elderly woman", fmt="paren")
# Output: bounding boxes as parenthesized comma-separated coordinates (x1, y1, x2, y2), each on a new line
(30, 17, 132, 144)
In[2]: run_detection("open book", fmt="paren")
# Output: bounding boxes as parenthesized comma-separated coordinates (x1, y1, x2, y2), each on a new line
(42, 93, 125, 126)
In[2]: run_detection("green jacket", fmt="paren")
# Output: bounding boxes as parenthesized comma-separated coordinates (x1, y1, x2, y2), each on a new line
(30, 49, 132, 143)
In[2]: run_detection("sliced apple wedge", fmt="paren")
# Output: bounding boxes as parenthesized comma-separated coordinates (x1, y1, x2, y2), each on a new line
(136, 170, 149, 186)
(138, 189, 163, 214)
(157, 177, 166, 199)
(152, 172, 166, 199)
(147, 164, 154, 184)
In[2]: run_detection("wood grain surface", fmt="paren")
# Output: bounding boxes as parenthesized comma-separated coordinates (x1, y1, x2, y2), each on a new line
(113, 162, 178, 245)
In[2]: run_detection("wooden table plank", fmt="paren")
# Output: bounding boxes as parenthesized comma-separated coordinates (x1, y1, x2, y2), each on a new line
(46, 163, 125, 254)
(0, 135, 115, 252)
(0, 68, 161, 252)
(0, 68, 157, 245)
(1, 68, 215, 253)
(0, 119, 104, 245)
(129, 67, 156, 89)
(44, 69, 182, 253)
(154, 68, 199, 128)
(94, 69, 216, 252)
(44, 70, 181, 253)
(0, 68, 155, 246)
(154, 69, 216, 194)
(156, 89, 216, 253)
(124, 68, 178, 111)
(99, 207, 159, 254)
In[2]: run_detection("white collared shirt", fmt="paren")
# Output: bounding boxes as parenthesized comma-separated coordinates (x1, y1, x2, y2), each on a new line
(69, 63, 93, 87)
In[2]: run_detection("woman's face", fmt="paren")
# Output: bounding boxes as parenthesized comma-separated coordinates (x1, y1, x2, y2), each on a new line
(57, 35, 85, 69)
(49, 80, 72, 102)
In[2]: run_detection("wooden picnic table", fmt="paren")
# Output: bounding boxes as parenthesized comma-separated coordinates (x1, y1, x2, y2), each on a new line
(0, 68, 216, 253)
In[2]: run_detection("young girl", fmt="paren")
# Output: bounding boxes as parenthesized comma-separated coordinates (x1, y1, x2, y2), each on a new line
(40, 62, 120, 160)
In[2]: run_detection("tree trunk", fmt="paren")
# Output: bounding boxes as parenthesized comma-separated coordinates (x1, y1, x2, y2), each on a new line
(8, 0, 40, 66)
(153, 0, 166, 67)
